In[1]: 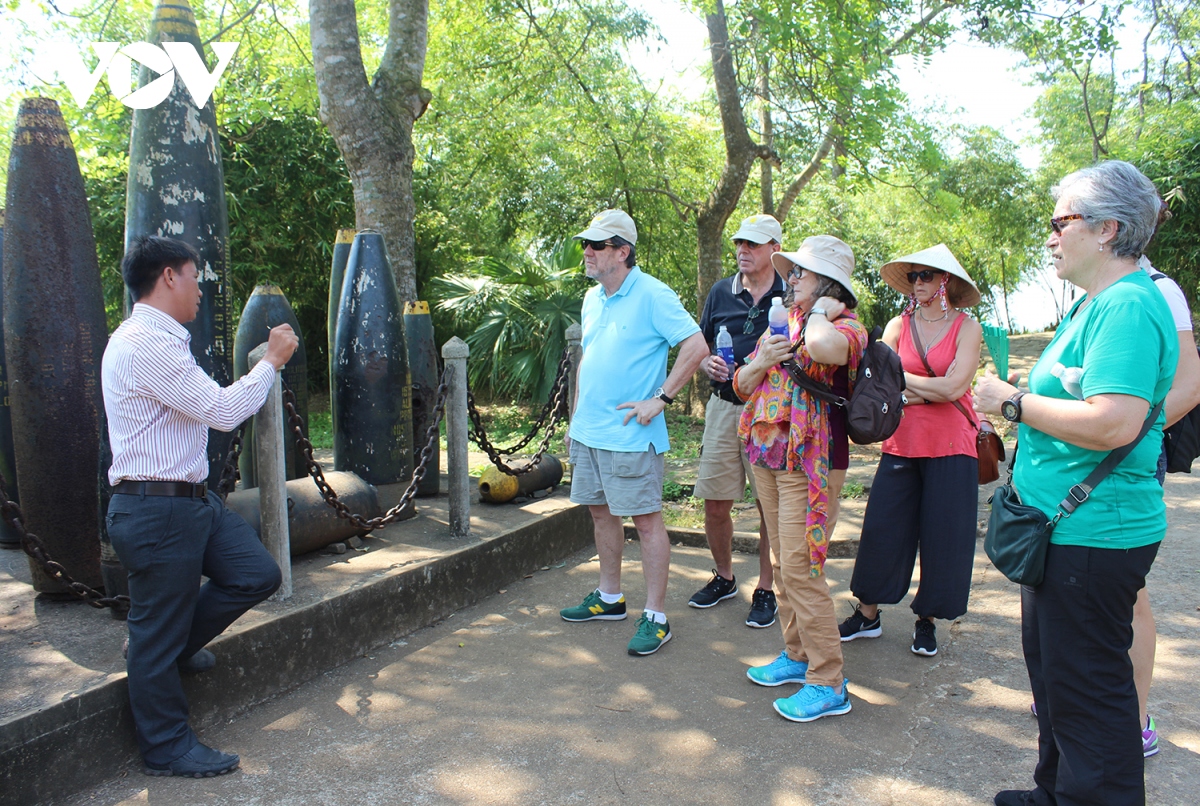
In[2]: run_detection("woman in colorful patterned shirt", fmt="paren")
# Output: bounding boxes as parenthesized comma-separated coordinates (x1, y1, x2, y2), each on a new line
(838, 245, 983, 658)
(733, 235, 867, 723)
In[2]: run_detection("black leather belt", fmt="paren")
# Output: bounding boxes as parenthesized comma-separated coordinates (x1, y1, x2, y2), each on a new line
(114, 480, 208, 498)
(715, 387, 744, 404)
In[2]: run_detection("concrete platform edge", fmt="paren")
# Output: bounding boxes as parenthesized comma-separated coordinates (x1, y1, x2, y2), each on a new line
(0, 504, 593, 806)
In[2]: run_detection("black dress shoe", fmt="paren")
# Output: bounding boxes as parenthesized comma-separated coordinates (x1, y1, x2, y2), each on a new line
(144, 743, 240, 778)
(178, 648, 216, 674)
(994, 791, 1036, 806)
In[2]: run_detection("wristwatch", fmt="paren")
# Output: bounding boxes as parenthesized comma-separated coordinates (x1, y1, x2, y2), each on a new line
(809, 307, 829, 319)
(653, 387, 674, 405)
(1001, 390, 1027, 423)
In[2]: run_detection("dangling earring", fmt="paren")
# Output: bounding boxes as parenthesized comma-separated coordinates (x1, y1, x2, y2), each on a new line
(938, 275, 949, 312)
(1098, 241, 1105, 252)
(903, 292, 917, 316)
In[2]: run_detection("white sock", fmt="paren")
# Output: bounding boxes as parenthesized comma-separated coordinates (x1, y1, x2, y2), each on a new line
(643, 608, 667, 624)
(598, 589, 623, 604)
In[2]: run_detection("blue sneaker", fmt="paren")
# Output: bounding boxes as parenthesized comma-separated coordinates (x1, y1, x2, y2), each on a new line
(746, 650, 809, 687)
(773, 681, 852, 722)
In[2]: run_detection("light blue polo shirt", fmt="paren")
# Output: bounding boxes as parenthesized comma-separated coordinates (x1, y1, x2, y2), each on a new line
(570, 266, 700, 453)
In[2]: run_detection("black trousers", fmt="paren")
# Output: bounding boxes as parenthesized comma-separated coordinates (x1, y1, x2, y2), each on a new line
(851, 453, 978, 620)
(1022, 541, 1159, 806)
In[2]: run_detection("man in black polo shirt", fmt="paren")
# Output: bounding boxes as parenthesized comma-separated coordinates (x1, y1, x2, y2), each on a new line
(687, 214, 787, 627)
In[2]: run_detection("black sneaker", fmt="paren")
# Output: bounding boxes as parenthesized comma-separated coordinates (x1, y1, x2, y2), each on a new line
(688, 570, 738, 608)
(838, 605, 882, 642)
(745, 588, 778, 628)
(911, 619, 937, 656)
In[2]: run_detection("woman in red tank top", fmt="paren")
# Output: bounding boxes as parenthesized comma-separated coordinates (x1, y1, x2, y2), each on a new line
(837, 245, 983, 658)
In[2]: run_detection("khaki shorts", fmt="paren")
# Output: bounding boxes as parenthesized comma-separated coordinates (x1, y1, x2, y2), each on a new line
(569, 441, 665, 517)
(693, 394, 757, 501)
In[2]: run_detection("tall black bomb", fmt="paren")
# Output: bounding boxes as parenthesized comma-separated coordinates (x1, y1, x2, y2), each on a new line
(328, 228, 354, 400)
(404, 301, 440, 496)
(3, 98, 107, 592)
(333, 231, 414, 493)
(0, 210, 20, 548)
(233, 284, 309, 486)
(125, 0, 234, 488)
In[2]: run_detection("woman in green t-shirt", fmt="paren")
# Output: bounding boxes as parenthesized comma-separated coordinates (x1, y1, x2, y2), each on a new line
(976, 160, 1176, 806)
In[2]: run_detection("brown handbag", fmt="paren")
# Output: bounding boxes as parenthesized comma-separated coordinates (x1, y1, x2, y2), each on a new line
(909, 316, 1005, 485)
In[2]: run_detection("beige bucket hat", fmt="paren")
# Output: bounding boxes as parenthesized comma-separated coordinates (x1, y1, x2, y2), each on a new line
(573, 209, 638, 245)
(770, 235, 857, 304)
(880, 244, 981, 308)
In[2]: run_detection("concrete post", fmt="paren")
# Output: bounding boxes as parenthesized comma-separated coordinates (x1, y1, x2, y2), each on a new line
(250, 343, 291, 600)
(442, 337, 470, 537)
(566, 323, 582, 426)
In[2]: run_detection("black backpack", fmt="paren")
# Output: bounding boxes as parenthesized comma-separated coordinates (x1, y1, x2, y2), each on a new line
(1149, 270, 1200, 473)
(785, 325, 906, 444)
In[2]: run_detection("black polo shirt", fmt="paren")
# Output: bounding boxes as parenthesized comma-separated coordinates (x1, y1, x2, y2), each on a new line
(698, 271, 788, 402)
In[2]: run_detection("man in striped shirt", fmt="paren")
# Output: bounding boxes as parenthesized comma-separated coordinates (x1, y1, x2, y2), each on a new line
(102, 235, 298, 778)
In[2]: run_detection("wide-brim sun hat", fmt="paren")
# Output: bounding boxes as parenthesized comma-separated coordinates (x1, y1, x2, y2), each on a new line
(770, 235, 857, 304)
(573, 209, 638, 245)
(880, 244, 981, 308)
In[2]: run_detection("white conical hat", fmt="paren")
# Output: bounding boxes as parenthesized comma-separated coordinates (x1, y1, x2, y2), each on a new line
(879, 244, 981, 308)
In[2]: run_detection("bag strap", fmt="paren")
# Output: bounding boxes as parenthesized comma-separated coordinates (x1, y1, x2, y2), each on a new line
(909, 314, 979, 432)
(1052, 399, 1165, 519)
(782, 331, 847, 408)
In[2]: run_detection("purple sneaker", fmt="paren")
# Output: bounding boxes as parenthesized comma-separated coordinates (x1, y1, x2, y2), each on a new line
(1143, 716, 1159, 758)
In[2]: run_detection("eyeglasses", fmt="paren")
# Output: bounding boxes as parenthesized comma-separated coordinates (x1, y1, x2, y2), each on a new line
(907, 269, 944, 284)
(733, 239, 765, 249)
(787, 266, 808, 281)
(743, 306, 762, 335)
(581, 239, 620, 251)
(1050, 213, 1085, 234)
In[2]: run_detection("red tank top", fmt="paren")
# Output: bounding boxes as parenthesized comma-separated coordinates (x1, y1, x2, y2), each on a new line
(883, 312, 978, 459)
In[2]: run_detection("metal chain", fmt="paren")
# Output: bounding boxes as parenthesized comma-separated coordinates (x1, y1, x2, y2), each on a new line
(0, 472, 130, 611)
(216, 422, 247, 500)
(281, 373, 449, 531)
(467, 347, 571, 476)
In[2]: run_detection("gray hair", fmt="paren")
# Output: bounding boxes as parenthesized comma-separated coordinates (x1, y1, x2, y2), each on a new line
(785, 273, 857, 310)
(1051, 161, 1161, 258)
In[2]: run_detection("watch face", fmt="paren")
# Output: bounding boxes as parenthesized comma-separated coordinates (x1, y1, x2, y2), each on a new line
(1001, 400, 1018, 422)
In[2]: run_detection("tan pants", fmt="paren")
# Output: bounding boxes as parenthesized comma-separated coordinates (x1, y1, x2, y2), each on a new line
(752, 465, 844, 688)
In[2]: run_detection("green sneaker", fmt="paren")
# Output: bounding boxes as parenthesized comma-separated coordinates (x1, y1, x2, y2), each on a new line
(560, 590, 628, 622)
(627, 614, 672, 656)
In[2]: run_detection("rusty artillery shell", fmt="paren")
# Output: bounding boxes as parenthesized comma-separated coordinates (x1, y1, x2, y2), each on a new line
(125, 0, 233, 488)
(233, 284, 309, 486)
(479, 455, 564, 504)
(0, 211, 20, 548)
(3, 98, 106, 592)
(328, 228, 355, 399)
(332, 231, 414, 496)
(223, 471, 382, 556)
(404, 301, 440, 496)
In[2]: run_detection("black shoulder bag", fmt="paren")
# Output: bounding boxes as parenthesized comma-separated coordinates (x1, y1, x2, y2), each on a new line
(985, 400, 1163, 587)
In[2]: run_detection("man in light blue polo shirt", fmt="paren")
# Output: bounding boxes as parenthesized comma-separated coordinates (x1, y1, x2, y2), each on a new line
(560, 209, 708, 656)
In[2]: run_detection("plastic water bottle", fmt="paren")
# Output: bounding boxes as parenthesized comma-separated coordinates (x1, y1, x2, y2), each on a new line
(768, 297, 789, 338)
(715, 325, 735, 369)
(1051, 363, 1085, 400)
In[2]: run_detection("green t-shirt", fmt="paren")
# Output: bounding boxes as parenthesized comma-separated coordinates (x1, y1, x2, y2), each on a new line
(1013, 271, 1177, 549)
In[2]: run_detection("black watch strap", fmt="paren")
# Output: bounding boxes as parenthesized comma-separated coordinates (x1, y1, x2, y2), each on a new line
(654, 387, 674, 405)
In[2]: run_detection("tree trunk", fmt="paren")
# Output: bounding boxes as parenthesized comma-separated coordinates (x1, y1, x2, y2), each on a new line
(759, 58, 774, 215)
(310, 0, 430, 302)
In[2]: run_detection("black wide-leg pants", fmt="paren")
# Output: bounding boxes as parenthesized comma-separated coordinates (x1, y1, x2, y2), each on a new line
(851, 453, 979, 620)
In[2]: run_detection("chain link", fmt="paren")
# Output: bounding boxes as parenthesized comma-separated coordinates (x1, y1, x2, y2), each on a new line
(281, 373, 449, 531)
(467, 347, 572, 475)
(0, 472, 130, 611)
(216, 422, 247, 500)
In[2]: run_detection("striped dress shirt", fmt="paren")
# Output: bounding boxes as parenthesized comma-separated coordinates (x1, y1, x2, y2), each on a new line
(103, 303, 276, 485)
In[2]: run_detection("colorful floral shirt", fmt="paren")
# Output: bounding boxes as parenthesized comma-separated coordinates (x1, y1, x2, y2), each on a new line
(735, 307, 868, 575)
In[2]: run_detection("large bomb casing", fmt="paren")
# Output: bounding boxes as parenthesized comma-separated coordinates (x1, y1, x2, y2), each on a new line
(404, 301, 440, 496)
(333, 231, 414, 496)
(125, 0, 234, 489)
(328, 228, 354, 399)
(0, 211, 20, 548)
(233, 285, 309, 486)
(479, 455, 564, 504)
(223, 471, 382, 556)
(3, 98, 107, 592)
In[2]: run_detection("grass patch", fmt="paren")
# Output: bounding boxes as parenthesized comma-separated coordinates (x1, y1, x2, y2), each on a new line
(840, 480, 865, 499)
(662, 497, 705, 529)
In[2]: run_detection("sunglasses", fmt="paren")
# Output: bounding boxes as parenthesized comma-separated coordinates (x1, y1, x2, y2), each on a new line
(1050, 213, 1085, 234)
(743, 306, 762, 335)
(733, 238, 766, 248)
(907, 269, 944, 284)
(581, 239, 620, 251)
